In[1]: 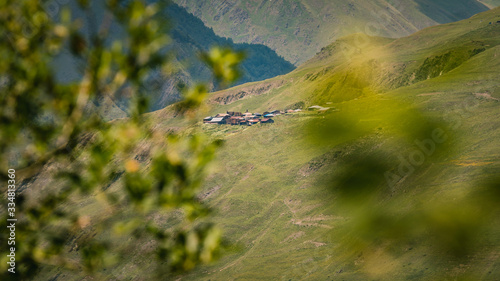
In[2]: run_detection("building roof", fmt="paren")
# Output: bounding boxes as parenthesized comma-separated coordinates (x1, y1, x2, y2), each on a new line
(210, 117, 224, 122)
(264, 114, 275, 117)
(308, 105, 323, 109)
(260, 118, 271, 122)
(203, 117, 212, 120)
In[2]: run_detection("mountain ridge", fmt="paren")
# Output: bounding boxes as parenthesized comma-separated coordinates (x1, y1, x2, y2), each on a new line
(196, 7, 500, 109)
(174, 0, 495, 65)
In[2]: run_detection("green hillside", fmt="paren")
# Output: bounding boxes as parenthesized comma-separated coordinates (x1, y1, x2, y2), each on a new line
(174, 0, 494, 65)
(18, 7, 500, 281)
(156, 8, 500, 280)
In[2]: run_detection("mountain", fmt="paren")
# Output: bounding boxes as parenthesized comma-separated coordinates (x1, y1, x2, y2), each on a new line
(26, 7, 500, 280)
(52, 2, 295, 117)
(173, 0, 495, 65)
(151, 3, 295, 111)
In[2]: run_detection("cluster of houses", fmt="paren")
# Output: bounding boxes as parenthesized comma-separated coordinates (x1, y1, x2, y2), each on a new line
(203, 105, 333, 126)
(203, 109, 302, 126)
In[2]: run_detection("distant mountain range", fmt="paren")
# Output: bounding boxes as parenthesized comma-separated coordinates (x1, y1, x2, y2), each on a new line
(52, 2, 295, 117)
(174, 0, 497, 65)
(51, 0, 500, 117)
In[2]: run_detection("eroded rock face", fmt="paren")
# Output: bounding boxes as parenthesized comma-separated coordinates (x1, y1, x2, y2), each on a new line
(209, 79, 287, 105)
(212, 91, 248, 105)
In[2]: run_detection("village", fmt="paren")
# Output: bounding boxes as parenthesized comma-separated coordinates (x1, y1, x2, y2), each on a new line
(203, 105, 332, 126)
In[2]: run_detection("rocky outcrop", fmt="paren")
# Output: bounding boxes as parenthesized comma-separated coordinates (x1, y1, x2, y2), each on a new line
(209, 79, 287, 105)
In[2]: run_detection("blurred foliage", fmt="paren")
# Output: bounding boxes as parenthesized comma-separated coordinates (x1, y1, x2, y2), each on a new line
(0, 0, 243, 279)
(201, 46, 246, 89)
(309, 93, 500, 278)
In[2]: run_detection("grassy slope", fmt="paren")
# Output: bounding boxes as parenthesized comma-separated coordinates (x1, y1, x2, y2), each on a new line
(174, 0, 492, 65)
(163, 8, 500, 281)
